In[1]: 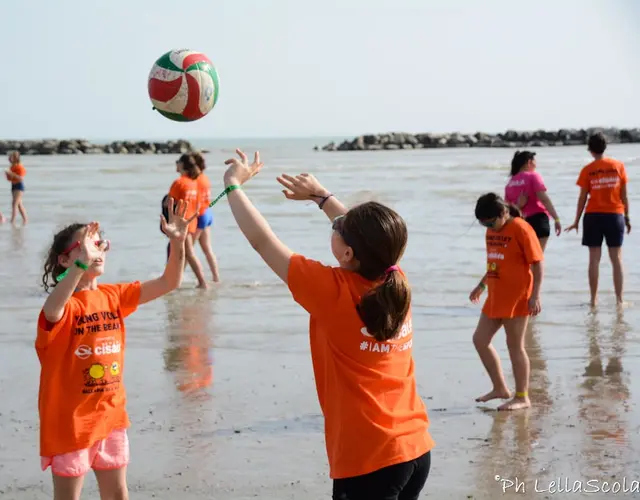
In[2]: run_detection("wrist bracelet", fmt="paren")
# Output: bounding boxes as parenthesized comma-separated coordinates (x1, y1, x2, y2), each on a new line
(209, 184, 241, 208)
(479, 282, 487, 290)
(55, 260, 89, 283)
(318, 193, 333, 210)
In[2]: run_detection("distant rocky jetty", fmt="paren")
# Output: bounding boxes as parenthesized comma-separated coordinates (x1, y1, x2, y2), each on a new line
(317, 127, 640, 151)
(0, 139, 197, 155)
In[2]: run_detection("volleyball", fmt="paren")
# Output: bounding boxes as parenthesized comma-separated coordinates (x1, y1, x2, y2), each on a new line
(148, 49, 220, 122)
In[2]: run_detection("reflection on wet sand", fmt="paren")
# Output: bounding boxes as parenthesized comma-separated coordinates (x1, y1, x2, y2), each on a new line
(578, 310, 631, 477)
(474, 321, 552, 498)
(163, 293, 216, 396)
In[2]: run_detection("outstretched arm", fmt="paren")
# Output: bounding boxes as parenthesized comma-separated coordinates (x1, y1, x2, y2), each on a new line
(277, 173, 348, 221)
(139, 198, 193, 304)
(224, 150, 293, 283)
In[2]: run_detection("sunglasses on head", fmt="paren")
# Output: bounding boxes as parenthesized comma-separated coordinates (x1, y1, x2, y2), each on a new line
(62, 239, 111, 255)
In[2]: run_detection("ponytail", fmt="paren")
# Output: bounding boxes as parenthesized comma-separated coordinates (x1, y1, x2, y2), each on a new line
(358, 270, 411, 342)
(508, 203, 522, 218)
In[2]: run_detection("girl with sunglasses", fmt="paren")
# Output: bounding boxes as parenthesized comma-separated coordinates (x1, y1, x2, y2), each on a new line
(36, 198, 194, 500)
(222, 149, 434, 500)
(469, 193, 544, 411)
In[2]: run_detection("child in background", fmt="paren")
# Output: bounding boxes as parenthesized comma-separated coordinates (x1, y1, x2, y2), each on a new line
(5, 151, 28, 225)
(565, 132, 631, 307)
(36, 198, 193, 500)
(192, 152, 221, 282)
(469, 193, 544, 411)
(222, 149, 434, 500)
(504, 150, 562, 251)
(168, 154, 207, 289)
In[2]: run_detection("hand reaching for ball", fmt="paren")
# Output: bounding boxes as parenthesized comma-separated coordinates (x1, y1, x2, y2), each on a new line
(223, 149, 263, 187)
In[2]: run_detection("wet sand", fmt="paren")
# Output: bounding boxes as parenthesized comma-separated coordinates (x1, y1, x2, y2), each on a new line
(1, 143, 640, 498)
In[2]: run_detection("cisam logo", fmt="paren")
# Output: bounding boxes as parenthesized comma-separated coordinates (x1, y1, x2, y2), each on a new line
(74, 341, 122, 360)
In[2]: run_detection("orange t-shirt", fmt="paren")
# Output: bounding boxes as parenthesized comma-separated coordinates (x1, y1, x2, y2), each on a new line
(169, 175, 199, 233)
(288, 255, 434, 479)
(483, 218, 543, 318)
(577, 158, 628, 214)
(35, 282, 141, 457)
(196, 173, 211, 216)
(7, 163, 26, 183)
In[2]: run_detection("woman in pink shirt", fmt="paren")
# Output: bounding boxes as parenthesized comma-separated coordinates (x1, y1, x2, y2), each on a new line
(504, 151, 562, 251)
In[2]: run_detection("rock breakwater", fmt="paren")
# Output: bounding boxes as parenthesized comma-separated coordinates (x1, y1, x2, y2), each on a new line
(0, 139, 198, 155)
(318, 127, 640, 152)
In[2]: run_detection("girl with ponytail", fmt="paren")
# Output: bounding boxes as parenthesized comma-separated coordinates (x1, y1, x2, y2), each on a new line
(221, 149, 434, 500)
(469, 193, 544, 411)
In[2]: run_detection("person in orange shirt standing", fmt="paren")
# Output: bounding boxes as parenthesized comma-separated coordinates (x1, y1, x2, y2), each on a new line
(470, 193, 544, 411)
(36, 198, 193, 500)
(192, 152, 221, 282)
(4, 150, 28, 225)
(565, 132, 631, 307)
(168, 154, 208, 289)
(221, 149, 434, 500)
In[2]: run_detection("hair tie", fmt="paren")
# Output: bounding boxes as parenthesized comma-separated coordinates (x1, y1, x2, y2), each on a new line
(385, 265, 400, 274)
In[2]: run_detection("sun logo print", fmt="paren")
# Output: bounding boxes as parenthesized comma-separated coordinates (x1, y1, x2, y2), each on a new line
(110, 362, 120, 376)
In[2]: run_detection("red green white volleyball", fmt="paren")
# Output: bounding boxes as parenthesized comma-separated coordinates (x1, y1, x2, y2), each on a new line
(148, 49, 220, 122)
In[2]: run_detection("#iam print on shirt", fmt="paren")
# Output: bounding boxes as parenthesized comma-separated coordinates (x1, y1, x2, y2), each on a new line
(359, 318, 413, 353)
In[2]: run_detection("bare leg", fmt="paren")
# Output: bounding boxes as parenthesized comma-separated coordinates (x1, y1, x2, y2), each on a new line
(185, 234, 208, 289)
(538, 236, 548, 252)
(588, 247, 602, 308)
(473, 313, 511, 402)
(18, 201, 28, 224)
(10, 190, 20, 224)
(52, 474, 85, 500)
(189, 228, 203, 271)
(95, 467, 129, 500)
(499, 316, 531, 411)
(608, 246, 624, 304)
(199, 226, 220, 282)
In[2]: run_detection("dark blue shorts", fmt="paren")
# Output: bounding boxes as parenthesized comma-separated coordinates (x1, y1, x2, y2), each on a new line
(582, 213, 625, 248)
(11, 182, 24, 192)
(197, 209, 214, 229)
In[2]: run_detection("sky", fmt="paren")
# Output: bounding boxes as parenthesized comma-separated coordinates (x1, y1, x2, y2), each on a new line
(2, 0, 639, 139)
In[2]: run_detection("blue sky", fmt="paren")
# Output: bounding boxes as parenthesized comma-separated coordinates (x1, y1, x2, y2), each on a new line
(2, 0, 638, 139)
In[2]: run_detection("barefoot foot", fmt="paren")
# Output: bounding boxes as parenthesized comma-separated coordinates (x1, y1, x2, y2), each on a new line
(475, 389, 511, 403)
(498, 396, 531, 411)
(196, 282, 209, 289)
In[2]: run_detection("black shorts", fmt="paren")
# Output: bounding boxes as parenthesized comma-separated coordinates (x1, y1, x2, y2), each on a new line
(524, 212, 550, 239)
(582, 213, 625, 248)
(11, 182, 24, 192)
(332, 451, 431, 500)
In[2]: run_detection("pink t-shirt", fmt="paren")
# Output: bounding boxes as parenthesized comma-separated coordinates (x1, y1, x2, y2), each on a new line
(504, 171, 549, 218)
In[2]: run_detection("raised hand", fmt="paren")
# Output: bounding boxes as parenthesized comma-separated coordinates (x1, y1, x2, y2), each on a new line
(223, 149, 264, 186)
(77, 222, 104, 265)
(277, 173, 329, 201)
(161, 197, 197, 242)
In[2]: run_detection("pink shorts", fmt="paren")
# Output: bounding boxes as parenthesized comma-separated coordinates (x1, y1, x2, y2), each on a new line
(40, 429, 129, 477)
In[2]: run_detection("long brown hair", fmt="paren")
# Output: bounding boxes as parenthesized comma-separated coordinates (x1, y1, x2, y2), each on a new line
(178, 154, 200, 180)
(41, 223, 87, 293)
(192, 151, 206, 171)
(338, 201, 411, 342)
(475, 193, 522, 220)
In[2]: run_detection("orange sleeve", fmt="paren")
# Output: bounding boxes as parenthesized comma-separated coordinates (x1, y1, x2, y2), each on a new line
(518, 223, 543, 265)
(169, 180, 183, 200)
(620, 163, 628, 184)
(287, 254, 344, 316)
(576, 167, 589, 190)
(115, 281, 142, 318)
(35, 300, 79, 349)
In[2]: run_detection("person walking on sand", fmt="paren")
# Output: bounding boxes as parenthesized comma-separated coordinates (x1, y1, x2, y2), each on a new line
(565, 132, 630, 307)
(469, 193, 544, 411)
(504, 150, 562, 251)
(36, 198, 193, 500)
(192, 152, 221, 283)
(5, 151, 28, 225)
(221, 149, 434, 500)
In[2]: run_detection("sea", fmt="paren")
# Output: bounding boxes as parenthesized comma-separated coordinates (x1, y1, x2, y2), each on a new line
(1, 138, 639, 499)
